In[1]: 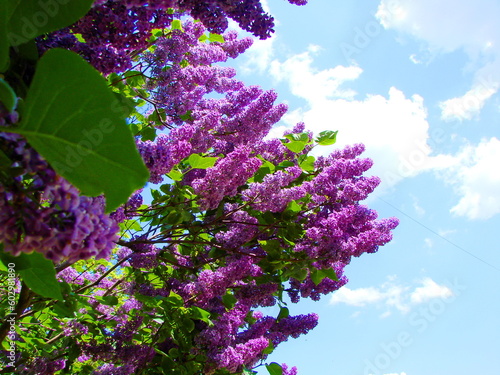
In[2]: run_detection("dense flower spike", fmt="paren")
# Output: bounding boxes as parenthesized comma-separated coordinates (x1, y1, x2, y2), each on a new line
(0, 133, 119, 262)
(39, 0, 307, 74)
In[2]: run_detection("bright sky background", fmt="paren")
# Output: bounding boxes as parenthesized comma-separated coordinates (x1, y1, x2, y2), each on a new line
(228, 1, 500, 374)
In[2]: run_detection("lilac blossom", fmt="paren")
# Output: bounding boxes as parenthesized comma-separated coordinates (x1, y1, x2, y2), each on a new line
(0, 133, 120, 262)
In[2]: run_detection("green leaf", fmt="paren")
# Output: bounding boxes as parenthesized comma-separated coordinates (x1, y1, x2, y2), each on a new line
(0, 249, 32, 271)
(284, 140, 306, 153)
(7, 0, 94, 46)
(290, 267, 308, 281)
(171, 19, 183, 31)
(179, 110, 193, 122)
(299, 155, 315, 172)
(167, 169, 183, 181)
(188, 154, 218, 169)
(0, 148, 12, 169)
(322, 267, 339, 281)
(140, 126, 156, 141)
(266, 362, 283, 375)
(189, 306, 211, 324)
(258, 240, 281, 258)
(287, 200, 301, 213)
(124, 70, 145, 87)
(183, 317, 195, 332)
(112, 92, 136, 118)
(16, 39, 40, 62)
(0, 260, 7, 272)
(165, 210, 183, 225)
(10, 48, 149, 212)
(277, 307, 289, 322)
(0, 78, 17, 112)
(277, 161, 295, 169)
(120, 219, 142, 232)
(285, 132, 309, 143)
(316, 130, 338, 146)
(95, 296, 119, 306)
(252, 166, 270, 183)
(208, 33, 224, 43)
(74, 33, 86, 43)
(165, 291, 184, 307)
(310, 269, 324, 286)
(222, 293, 237, 309)
(0, 2, 9, 72)
(53, 301, 75, 317)
(262, 340, 274, 355)
(18, 252, 63, 300)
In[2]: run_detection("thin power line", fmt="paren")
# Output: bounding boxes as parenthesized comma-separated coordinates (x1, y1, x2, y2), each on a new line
(377, 196, 500, 273)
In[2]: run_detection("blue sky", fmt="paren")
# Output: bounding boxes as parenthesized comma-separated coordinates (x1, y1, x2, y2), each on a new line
(227, 1, 500, 374)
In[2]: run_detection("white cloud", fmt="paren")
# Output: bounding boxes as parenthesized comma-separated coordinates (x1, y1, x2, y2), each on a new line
(437, 229, 456, 238)
(240, 18, 500, 213)
(260, 0, 271, 13)
(409, 54, 422, 64)
(410, 277, 453, 303)
(376, 0, 500, 121)
(424, 238, 434, 248)
(330, 286, 384, 307)
(440, 137, 500, 219)
(269, 45, 362, 102)
(376, 0, 500, 56)
(240, 33, 277, 74)
(330, 276, 454, 315)
(265, 46, 441, 191)
(411, 194, 425, 216)
(439, 80, 499, 121)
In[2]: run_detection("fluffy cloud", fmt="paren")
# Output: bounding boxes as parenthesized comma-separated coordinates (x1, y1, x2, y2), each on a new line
(328, 286, 385, 307)
(424, 238, 434, 248)
(440, 137, 500, 219)
(239, 6, 500, 218)
(439, 80, 499, 122)
(240, 33, 277, 75)
(330, 276, 454, 315)
(264, 46, 442, 191)
(269, 45, 362, 102)
(410, 278, 453, 303)
(376, 0, 500, 121)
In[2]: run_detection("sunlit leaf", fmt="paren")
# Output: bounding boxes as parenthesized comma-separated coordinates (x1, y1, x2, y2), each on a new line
(316, 130, 338, 146)
(10, 48, 149, 212)
(266, 362, 283, 375)
(188, 154, 218, 169)
(7, 0, 93, 46)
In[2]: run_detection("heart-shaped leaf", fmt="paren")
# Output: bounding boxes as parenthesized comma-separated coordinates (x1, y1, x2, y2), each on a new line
(11, 48, 149, 212)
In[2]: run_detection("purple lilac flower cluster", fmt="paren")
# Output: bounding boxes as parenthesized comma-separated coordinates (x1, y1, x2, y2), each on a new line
(85, 343, 156, 374)
(282, 144, 400, 302)
(38, 0, 307, 74)
(137, 21, 287, 187)
(0, 133, 120, 262)
(17, 357, 66, 375)
(38, 2, 174, 74)
(242, 165, 305, 212)
(143, 21, 253, 127)
(192, 146, 262, 210)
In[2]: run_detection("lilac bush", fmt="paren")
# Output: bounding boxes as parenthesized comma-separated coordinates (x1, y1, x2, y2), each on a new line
(0, 2, 399, 375)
